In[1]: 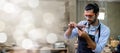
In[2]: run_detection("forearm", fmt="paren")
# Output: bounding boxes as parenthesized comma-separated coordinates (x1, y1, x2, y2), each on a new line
(85, 35, 96, 50)
(65, 28, 73, 38)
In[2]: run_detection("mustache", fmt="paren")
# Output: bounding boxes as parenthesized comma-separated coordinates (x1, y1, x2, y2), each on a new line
(87, 19, 96, 24)
(87, 20, 92, 22)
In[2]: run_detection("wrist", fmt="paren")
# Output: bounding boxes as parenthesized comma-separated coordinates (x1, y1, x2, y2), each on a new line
(68, 27, 74, 30)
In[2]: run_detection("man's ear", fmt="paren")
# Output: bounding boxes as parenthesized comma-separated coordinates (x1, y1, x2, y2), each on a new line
(96, 12, 99, 16)
(95, 13, 99, 17)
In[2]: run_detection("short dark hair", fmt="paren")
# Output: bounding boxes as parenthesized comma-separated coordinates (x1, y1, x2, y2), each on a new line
(85, 3, 99, 14)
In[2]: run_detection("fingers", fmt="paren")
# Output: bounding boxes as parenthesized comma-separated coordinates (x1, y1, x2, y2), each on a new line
(76, 25, 86, 31)
(68, 22, 77, 29)
(78, 30, 88, 38)
(78, 30, 82, 36)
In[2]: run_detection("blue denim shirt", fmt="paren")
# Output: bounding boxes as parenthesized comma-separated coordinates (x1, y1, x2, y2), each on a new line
(64, 20, 110, 53)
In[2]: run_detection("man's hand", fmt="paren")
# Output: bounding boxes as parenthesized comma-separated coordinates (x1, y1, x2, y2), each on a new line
(78, 30, 96, 50)
(78, 30, 88, 38)
(68, 22, 77, 29)
(65, 22, 77, 38)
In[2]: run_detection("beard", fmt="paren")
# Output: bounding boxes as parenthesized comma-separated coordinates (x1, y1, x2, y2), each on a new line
(88, 18, 97, 25)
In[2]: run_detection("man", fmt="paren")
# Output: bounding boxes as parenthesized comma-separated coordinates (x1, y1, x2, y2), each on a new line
(64, 3, 110, 53)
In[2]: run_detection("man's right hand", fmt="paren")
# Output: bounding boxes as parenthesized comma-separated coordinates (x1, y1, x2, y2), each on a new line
(68, 22, 77, 29)
(64, 22, 77, 38)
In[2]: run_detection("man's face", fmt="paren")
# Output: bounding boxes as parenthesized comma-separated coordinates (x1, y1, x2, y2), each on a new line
(84, 10, 97, 24)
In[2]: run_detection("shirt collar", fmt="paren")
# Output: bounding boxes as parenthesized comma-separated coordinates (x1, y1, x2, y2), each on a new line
(86, 20, 101, 30)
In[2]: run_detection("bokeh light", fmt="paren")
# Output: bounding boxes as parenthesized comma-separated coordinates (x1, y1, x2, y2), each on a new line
(28, 29, 42, 41)
(20, 11, 34, 23)
(17, 10, 35, 32)
(43, 13, 55, 25)
(0, 0, 6, 10)
(13, 29, 25, 46)
(28, 28, 48, 43)
(28, 0, 39, 8)
(9, 0, 25, 4)
(16, 23, 35, 33)
(46, 33, 58, 44)
(9, 0, 28, 7)
(13, 30, 25, 39)
(21, 39, 34, 49)
(0, 21, 6, 32)
(20, 10, 34, 24)
(0, 33, 7, 43)
(3, 2, 21, 14)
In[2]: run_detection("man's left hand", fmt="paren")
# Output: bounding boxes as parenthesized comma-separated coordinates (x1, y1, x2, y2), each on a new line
(78, 30, 88, 38)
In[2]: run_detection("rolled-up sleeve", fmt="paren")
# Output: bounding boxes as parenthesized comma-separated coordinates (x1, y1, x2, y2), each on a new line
(64, 28, 78, 39)
(64, 20, 87, 39)
(94, 27, 110, 53)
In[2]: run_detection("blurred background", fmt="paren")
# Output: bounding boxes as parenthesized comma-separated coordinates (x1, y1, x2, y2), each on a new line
(0, 0, 119, 53)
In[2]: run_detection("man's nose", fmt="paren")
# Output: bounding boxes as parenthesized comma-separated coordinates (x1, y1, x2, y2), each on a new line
(86, 16, 91, 20)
